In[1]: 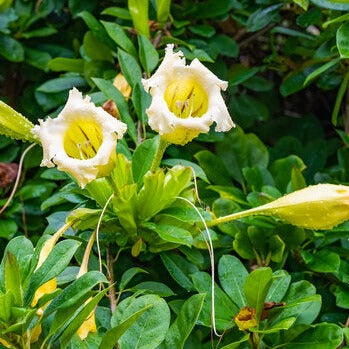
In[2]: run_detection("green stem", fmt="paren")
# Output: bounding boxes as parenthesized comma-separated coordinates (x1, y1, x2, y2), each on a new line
(150, 137, 169, 172)
(206, 206, 262, 228)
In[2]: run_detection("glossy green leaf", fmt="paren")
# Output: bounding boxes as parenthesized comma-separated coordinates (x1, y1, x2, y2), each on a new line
(191, 271, 238, 331)
(243, 267, 273, 321)
(160, 252, 199, 291)
(311, 0, 349, 10)
(128, 0, 149, 37)
(99, 305, 152, 349)
(218, 255, 248, 308)
(337, 22, 349, 58)
(0, 34, 24, 62)
(92, 78, 137, 144)
(119, 267, 149, 290)
(143, 223, 193, 247)
(284, 323, 343, 348)
(132, 136, 159, 186)
(138, 35, 159, 75)
(44, 271, 107, 316)
(102, 21, 137, 57)
(118, 49, 142, 87)
(162, 294, 205, 349)
(111, 294, 170, 349)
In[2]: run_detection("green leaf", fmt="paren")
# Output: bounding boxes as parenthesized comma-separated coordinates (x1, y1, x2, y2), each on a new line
(137, 166, 192, 222)
(132, 82, 151, 124)
(25, 48, 51, 71)
(24, 239, 80, 306)
(0, 291, 13, 322)
(266, 270, 291, 303)
(209, 34, 239, 58)
(311, 0, 349, 10)
(189, 24, 216, 38)
(162, 294, 205, 349)
(284, 323, 343, 348)
(0, 237, 33, 290)
(60, 288, 109, 348)
(78, 11, 114, 48)
(191, 271, 238, 331)
(132, 136, 159, 186)
(128, 0, 149, 37)
(0, 34, 24, 62)
(243, 267, 273, 321)
(48, 58, 84, 73)
(92, 78, 137, 144)
(83, 31, 113, 62)
(99, 306, 152, 349)
(156, 0, 171, 24)
(118, 49, 142, 87)
(220, 335, 250, 349)
(21, 27, 57, 39)
(102, 21, 137, 57)
(4, 253, 22, 306)
(337, 22, 349, 58)
(119, 267, 148, 290)
(37, 76, 86, 93)
(194, 150, 231, 185)
(332, 284, 349, 309)
(218, 255, 248, 308)
(272, 280, 321, 325)
(301, 250, 340, 273)
(143, 223, 193, 247)
(304, 58, 341, 86)
(247, 4, 282, 32)
(216, 127, 269, 185)
(101, 6, 131, 20)
(280, 71, 307, 96)
(111, 294, 170, 349)
(160, 252, 199, 291)
(138, 35, 159, 74)
(132, 281, 175, 297)
(44, 271, 108, 316)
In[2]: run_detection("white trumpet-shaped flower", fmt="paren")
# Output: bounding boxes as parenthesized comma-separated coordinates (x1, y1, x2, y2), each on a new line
(32, 88, 127, 188)
(142, 44, 234, 145)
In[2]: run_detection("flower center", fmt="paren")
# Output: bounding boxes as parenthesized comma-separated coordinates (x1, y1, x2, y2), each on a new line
(64, 120, 103, 159)
(164, 79, 208, 118)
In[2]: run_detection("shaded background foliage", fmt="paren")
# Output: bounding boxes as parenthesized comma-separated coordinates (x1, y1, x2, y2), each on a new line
(1, 0, 349, 348)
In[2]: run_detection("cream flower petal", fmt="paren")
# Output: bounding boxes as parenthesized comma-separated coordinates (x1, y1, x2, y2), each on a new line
(32, 88, 127, 188)
(142, 44, 234, 145)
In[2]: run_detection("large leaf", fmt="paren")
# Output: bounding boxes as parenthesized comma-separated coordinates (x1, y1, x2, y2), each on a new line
(191, 271, 238, 331)
(162, 294, 205, 349)
(284, 323, 343, 348)
(218, 255, 248, 309)
(160, 252, 199, 291)
(243, 267, 273, 321)
(272, 280, 321, 325)
(111, 294, 170, 349)
(311, 0, 349, 10)
(99, 306, 152, 349)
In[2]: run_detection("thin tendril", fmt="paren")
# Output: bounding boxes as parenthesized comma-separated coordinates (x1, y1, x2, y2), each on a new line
(0, 143, 36, 215)
(96, 194, 114, 274)
(177, 196, 222, 338)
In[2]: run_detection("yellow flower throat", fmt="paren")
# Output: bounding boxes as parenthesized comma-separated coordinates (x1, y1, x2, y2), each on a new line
(164, 79, 208, 118)
(64, 120, 103, 159)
